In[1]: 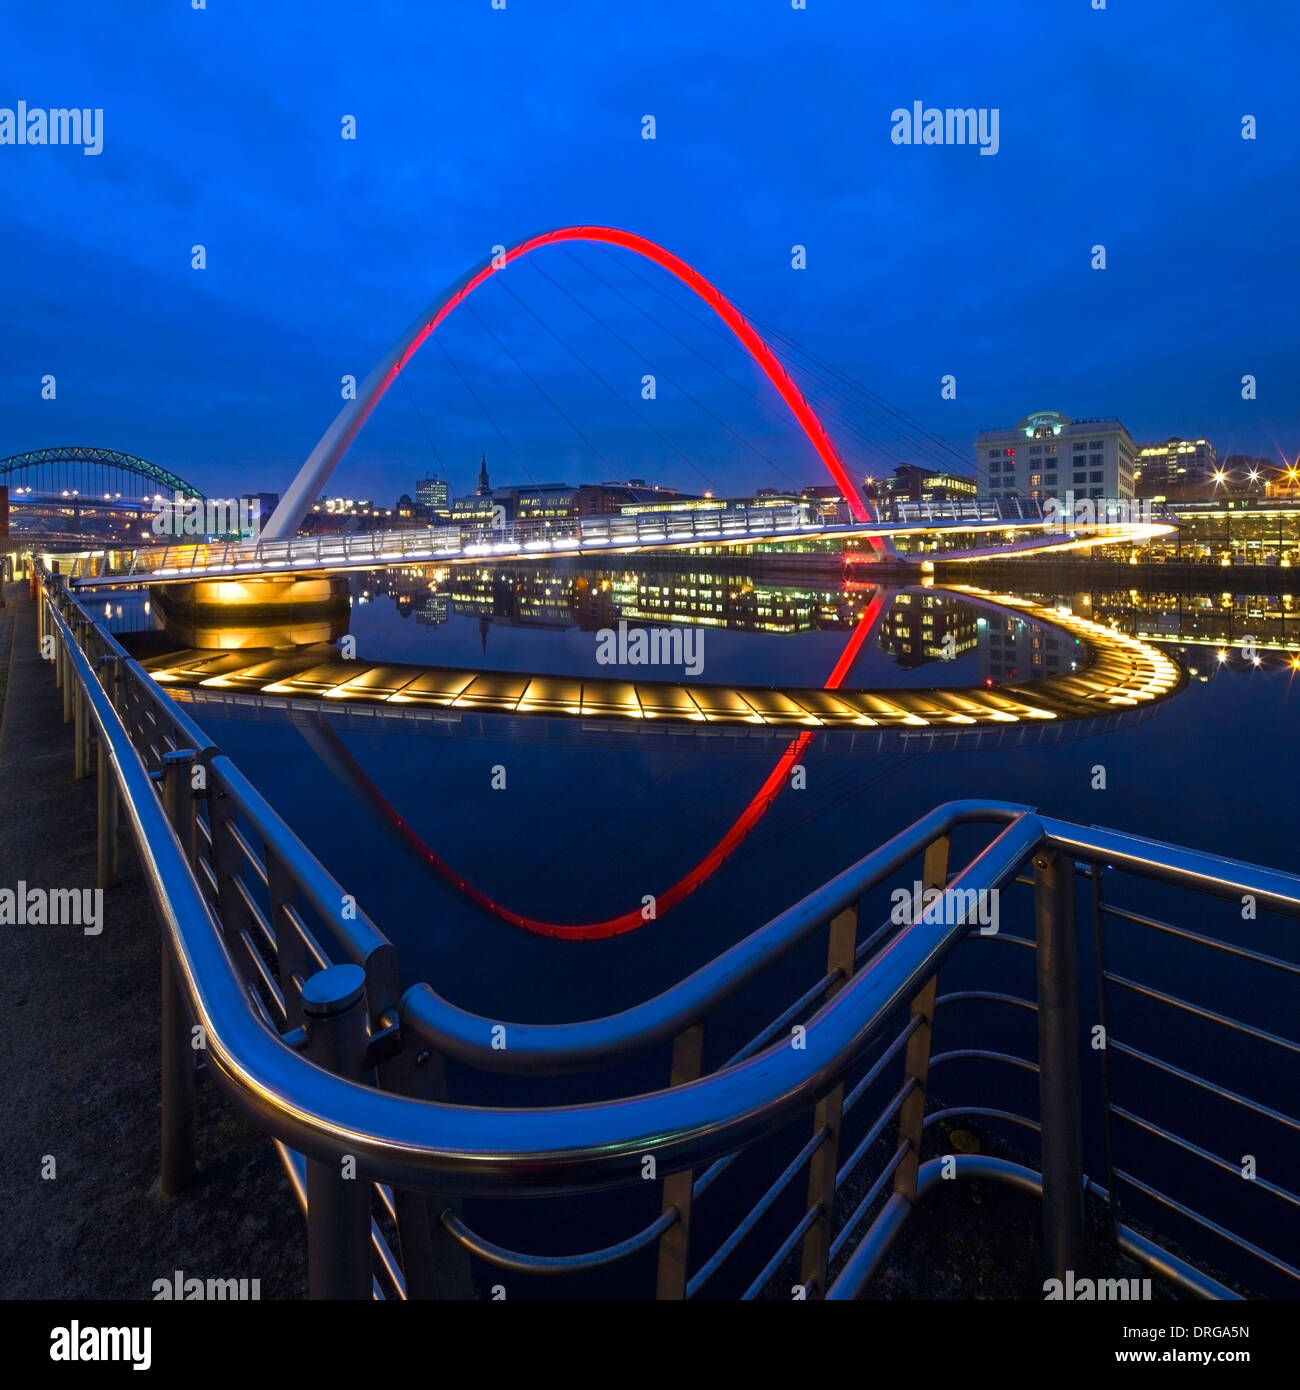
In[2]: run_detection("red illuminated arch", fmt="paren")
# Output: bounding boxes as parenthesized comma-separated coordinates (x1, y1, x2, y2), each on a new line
(311, 592, 886, 939)
(263, 226, 870, 540)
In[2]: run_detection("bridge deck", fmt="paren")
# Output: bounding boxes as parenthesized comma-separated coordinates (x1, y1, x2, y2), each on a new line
(60, 505, 1174, 588)
(142, 593, 1183, 729)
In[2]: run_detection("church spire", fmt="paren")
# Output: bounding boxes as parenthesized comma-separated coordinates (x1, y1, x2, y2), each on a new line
(476, 453, 491, 497)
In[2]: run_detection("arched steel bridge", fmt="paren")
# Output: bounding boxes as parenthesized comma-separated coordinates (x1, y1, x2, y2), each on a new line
(262, 225, 876, 541)
(0, 446, 203, 499)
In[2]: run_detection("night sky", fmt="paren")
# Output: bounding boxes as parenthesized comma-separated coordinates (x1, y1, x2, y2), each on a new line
(2, 1, 1297, 505)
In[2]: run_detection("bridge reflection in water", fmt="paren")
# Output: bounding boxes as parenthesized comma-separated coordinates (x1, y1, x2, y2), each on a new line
(142, 586, 1181, 728)
(119, 579, 1184, 941)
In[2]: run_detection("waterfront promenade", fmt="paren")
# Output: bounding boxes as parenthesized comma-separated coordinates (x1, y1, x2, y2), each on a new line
(0, 581, 305, 1298)
(0, 576, 1266, 1301)
(0, 577, 1094, 1301)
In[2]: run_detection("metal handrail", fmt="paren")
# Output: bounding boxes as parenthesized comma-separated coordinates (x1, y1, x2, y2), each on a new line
(75, 504, 821, 584)
(43, 573, 1049, 1194)
(400, 798, 1028, 1074)
(439, 1207, 678, 1274)
(33, 565, 1300, 1300)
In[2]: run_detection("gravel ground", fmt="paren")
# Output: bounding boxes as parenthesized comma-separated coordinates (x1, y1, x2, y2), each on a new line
(0, 582, 307, 1299)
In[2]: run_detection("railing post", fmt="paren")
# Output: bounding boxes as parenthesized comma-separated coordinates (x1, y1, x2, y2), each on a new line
(1089, 863, 1119, 1245)
(60, 625, 73, 723)
(73, 654, 91, 779)
(206, 782, 243, 935)
(655, 1022, 703, 1299)
(96, 657, 120, 889)
(97, 734, 119, 889)
(302, 963, 373, 1300)
(159, 748, 198, 1196)
(265, 849, 312, 1029)
(49, 598, 60, 686)
(379, 1027, 475, 1301)
(1034, 849, 1084, 1285)
(893, 833, 950, 1205)
(110, 656, 128, 719)
(799, 902, 858, 1296)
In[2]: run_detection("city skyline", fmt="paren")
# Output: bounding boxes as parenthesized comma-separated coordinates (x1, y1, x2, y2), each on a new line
(3, 1, 1298, 510)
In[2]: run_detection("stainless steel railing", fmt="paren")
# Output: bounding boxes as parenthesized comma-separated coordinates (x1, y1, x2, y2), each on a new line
(31, 561, 1300, 1300)
(62, 497, 1167, 585)
(65, 503, 820, 584)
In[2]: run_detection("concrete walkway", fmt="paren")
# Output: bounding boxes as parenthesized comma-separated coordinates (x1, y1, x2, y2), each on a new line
(0, 581, 306, 1299)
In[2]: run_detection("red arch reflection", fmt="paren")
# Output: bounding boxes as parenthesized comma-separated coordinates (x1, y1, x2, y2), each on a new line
(315, 591, 886, 939)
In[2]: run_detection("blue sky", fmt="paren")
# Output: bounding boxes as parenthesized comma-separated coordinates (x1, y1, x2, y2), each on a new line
(2, 0, 1297, 505)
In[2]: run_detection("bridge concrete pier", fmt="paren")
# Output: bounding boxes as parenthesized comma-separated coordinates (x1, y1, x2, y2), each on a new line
(151, 573, 350, 618)
(150, 574, 352, 650)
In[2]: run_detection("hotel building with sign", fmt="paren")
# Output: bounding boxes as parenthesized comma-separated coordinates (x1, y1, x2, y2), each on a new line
(975, 410, 1137, 504)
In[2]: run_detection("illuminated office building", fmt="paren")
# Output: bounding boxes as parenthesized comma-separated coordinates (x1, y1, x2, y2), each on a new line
(415, 476, 450, 515)
(1134, 438, 1217, 496)
(976, 410, 1136, 503)
(881, 464, 978, 503)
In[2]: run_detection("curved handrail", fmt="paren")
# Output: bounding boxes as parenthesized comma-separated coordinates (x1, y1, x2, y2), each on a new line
(50, 590, 1047, 1194)
(206, 750, 401, 1017)
(439, 1206, 678, 1273)
(42, 578, 1300, 1206)
(50, 579, 400, 1011)
(399, 798, 1029, 1074)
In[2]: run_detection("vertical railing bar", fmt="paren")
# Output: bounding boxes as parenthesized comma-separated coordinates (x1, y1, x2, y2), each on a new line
(1035, 848, 1085, 1284)
(302, 964, 373, 1300)
(655, 1022, 703, 1299)
(159, 749, 198, 1196)
(1090, 862, 1118, 1242)
(798, 902, 858, 1297)
(267, 843, 312, 1031)
(95, 655, 119, 889)
(73, 643, 90, 777)
(892, 832, 950, 1207)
